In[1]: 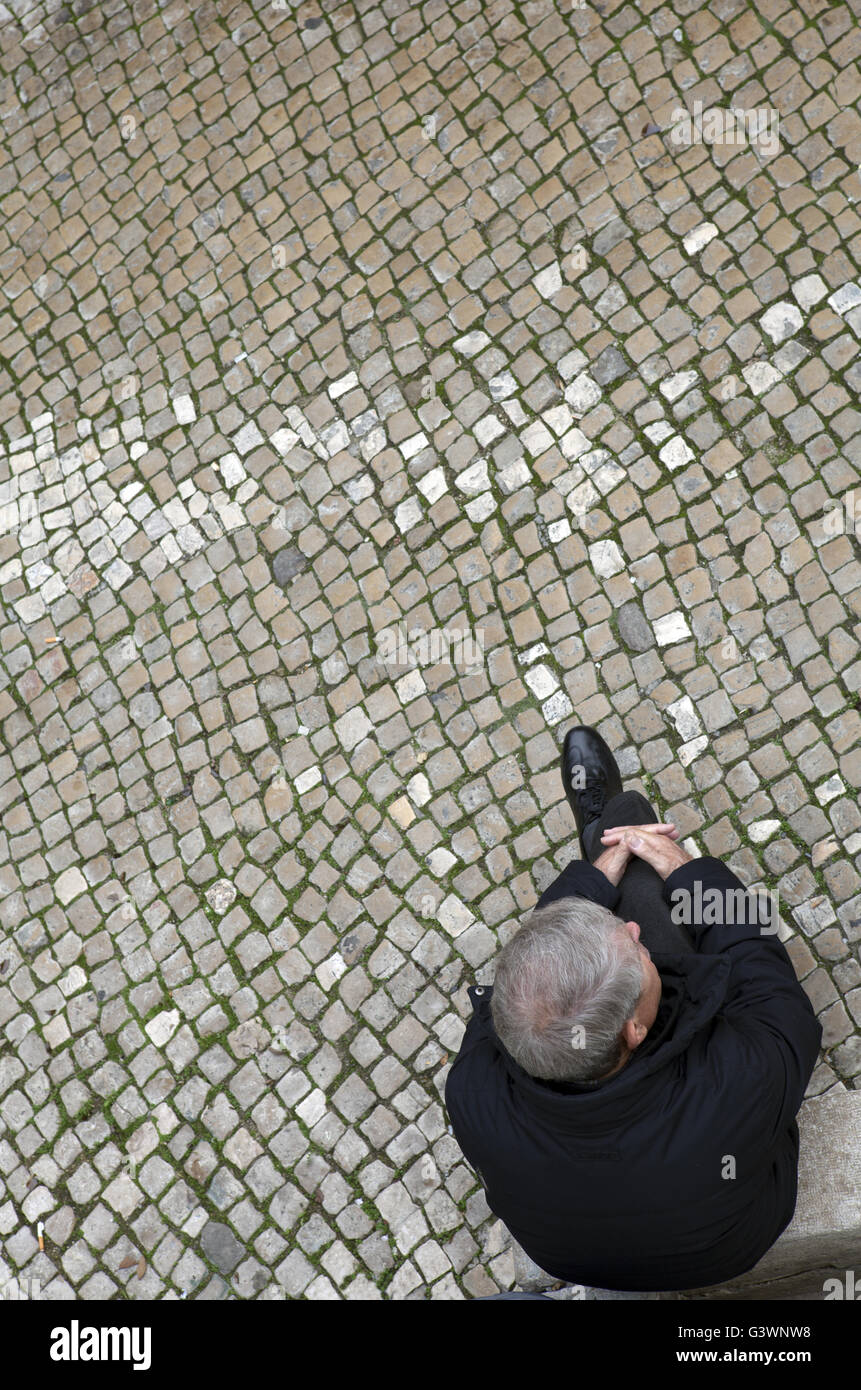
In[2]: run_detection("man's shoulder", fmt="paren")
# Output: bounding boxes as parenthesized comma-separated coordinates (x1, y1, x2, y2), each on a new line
(445, 994, 503, 1097)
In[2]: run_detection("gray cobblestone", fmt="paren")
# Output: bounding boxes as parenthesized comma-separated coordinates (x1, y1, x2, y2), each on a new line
(0, 0, 857, 1305)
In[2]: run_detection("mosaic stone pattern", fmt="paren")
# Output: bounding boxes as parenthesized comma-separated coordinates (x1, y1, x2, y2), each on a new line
(0, 0, 860, 1300)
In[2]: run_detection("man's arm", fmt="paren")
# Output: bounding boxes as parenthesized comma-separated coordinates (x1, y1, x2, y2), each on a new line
(661, 851, 821, 1124)
(608, 831, 820, 1122)
(535, 857, 623, 913)
(536, 825, 679, 911)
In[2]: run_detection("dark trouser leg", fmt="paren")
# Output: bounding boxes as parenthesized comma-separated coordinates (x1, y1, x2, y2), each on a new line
(585, 790, 694, 955)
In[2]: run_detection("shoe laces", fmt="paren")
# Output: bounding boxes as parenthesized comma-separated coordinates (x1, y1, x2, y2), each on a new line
(579, 780, 606, 818)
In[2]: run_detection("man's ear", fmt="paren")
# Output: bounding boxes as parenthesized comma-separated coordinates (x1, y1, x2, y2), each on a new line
(622, 1018, 647, 1052)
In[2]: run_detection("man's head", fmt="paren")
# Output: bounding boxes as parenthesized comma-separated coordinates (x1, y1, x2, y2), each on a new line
(490, 900, 662, 1083)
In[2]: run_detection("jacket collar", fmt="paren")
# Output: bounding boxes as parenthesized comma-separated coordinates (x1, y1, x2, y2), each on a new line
(467, 951, 731, 1113)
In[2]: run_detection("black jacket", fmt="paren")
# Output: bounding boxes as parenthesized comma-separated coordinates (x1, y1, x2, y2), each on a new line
(445, 856, 822, 1291)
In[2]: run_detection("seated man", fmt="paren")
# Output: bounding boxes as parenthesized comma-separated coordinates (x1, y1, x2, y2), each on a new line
(445, 727, 822, 1292)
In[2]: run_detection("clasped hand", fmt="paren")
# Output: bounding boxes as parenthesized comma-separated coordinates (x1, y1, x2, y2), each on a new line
(592, 823, 692, 886)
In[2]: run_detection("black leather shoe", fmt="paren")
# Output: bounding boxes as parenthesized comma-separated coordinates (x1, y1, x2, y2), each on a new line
(561, 726, 623, 858)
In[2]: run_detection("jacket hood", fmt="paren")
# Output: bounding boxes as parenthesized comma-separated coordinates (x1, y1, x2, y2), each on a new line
(469, 950, 732, 1127)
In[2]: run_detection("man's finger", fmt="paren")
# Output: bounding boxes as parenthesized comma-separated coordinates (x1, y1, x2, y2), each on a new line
(601, 823, 676, 833)
(604, 822, 676, 830)
(600, 824, 678, 840)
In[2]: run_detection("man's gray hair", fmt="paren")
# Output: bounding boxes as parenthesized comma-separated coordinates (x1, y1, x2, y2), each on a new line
(490, 899, 644, 1083)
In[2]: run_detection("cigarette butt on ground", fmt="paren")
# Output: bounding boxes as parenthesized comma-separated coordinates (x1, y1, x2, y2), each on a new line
(37, 1220, 44, 1252)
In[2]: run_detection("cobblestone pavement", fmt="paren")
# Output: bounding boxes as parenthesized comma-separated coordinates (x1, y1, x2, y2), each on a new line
(0, 0, 860, 1302)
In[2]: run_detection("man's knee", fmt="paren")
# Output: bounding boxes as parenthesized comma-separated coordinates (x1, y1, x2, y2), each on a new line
(598, 790, 657, 830)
